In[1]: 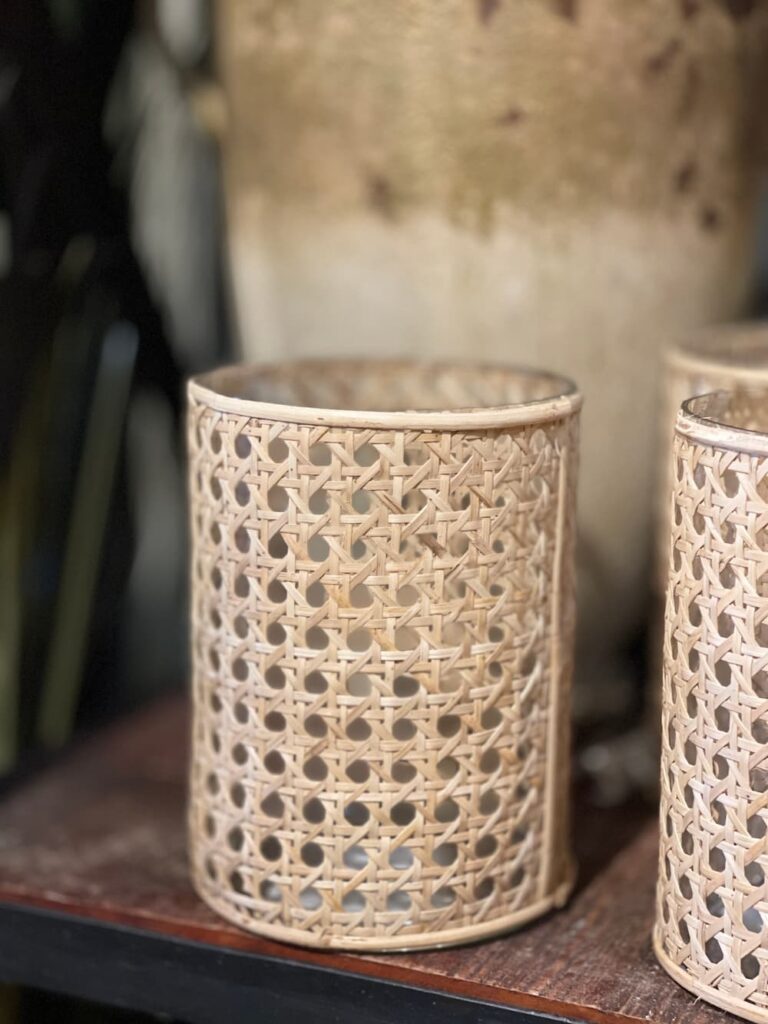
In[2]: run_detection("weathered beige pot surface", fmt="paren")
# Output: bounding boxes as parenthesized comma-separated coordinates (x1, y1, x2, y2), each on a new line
(215, 0, 768, 710)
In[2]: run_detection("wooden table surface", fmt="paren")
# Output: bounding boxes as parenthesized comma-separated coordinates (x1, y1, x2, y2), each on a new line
(0, 696, 736, 1024)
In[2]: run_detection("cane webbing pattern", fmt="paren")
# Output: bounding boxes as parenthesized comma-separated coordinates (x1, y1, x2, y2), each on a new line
(657, 390, 768, 1022)
(187, 362, 579, 951)
(655, 329, 768, 592)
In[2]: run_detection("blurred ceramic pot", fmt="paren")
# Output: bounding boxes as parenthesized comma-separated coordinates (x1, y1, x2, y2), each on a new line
(214, 0, 768, 717)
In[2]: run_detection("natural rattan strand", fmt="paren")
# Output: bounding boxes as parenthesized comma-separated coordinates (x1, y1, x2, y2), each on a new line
(656, 388, 768, 1021)
(187, 360, 581, 951)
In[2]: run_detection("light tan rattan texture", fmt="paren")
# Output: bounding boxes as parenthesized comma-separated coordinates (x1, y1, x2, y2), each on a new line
(649, 328, 768, 727)
(655, 326, 768, 590)
(187, 361, 581, 951)
(656, 389, 768, 1022)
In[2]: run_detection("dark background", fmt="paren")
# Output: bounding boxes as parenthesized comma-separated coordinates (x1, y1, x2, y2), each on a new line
(1, 0, 227, 777)
(1, 5, 222, 1017)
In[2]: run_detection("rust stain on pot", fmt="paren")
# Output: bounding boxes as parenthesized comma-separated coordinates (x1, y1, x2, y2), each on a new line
(553, 0, 579, 21)
(674, 161, 697, 194)
(700, 206, 721, 231)
(718, 0, 757, 19)
(496, 107, 525, 126)
(678, 61, 700, 120)
(477, 0, 501, 24)
(367, 174, 398, 221)
(645, 38, 682, 76)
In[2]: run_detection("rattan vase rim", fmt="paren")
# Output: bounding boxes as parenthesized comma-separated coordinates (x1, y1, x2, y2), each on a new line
(189, 360, 581, 430)
(676, 389, 768, 456)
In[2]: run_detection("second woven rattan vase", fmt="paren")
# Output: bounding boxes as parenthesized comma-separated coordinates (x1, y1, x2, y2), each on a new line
(187, 360, 581, 951)
(655, 325, 768, 591)
(656, 389, 768, 1022)
(649, 326, 768, 724)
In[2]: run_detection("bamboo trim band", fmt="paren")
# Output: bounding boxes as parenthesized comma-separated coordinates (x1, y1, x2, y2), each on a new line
(189, 361, 581, 432)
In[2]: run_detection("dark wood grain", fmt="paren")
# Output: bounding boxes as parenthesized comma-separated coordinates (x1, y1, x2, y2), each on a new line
(0, 697, 735, 1024)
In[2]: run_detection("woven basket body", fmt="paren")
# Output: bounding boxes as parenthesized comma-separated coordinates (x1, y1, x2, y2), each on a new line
(656, 390, 768, 1021)
(187, 360, 580, 951)
(649, 328, 768, 725)
(656, 327, 768, 592)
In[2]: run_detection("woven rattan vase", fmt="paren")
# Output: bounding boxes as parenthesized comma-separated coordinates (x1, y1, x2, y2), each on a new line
(656, 389, 768, 1021)
(655, 326, 768, 591)
(649, 326, 768, 724)
(187, 360, 581, 951)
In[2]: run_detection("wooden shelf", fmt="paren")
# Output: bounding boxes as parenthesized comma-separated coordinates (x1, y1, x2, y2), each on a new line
(0, 697, 736, 1024)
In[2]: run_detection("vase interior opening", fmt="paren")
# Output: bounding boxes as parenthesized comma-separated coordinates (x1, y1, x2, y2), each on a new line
(685, 388, 768, 436)
(197, 360, 576, 415)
